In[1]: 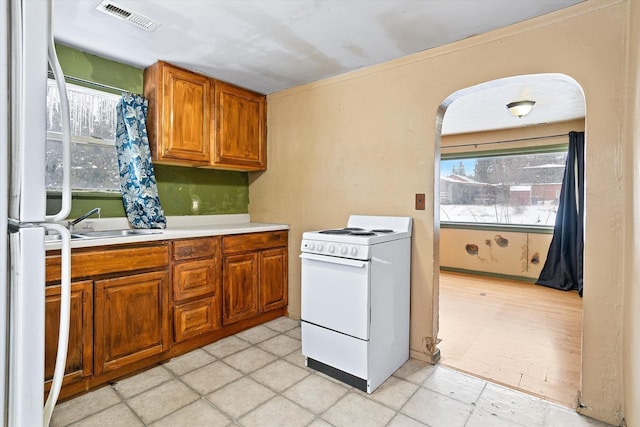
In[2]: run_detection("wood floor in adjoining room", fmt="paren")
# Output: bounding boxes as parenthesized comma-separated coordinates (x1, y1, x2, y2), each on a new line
(438, 271, 583, 408)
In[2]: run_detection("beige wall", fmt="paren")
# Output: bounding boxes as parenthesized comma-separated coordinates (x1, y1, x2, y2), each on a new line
(624, 0, 640, 425)
(250, 1, 631, 424)
(440, 228, 552, 280)
(441, 119, 584, 152)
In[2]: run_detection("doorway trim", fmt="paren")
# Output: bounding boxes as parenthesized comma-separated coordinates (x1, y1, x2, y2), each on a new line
(432, 72, 586, 407)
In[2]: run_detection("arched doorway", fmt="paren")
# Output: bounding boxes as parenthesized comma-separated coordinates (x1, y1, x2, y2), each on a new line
(433, 73, 586, 408)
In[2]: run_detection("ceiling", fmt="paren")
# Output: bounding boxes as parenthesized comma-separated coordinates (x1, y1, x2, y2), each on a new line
(53, 0, 587, 134)
(441, 74, 585, 135)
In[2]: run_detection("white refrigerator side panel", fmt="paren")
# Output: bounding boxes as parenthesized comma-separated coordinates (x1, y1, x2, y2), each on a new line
(1, 1, 9, 423)
(9, 0, 47, 222)
(9, 228, 45, 426)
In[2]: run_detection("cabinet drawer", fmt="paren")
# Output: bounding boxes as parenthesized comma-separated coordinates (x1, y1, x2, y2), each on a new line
(222, 231, 288, 254)
(46, 243, 169, 282)
(173, 237, 219, 261)
(174, 298, 219, 343)
(173, 259, 216, 301)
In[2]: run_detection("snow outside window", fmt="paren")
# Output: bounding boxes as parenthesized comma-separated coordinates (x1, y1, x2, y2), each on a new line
(440, 150, 568, 226)
(46, 79, 120, 192)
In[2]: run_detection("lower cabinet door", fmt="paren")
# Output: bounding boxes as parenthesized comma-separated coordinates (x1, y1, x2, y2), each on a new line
(173, 298, 219, 343)
(45, 280, 93, 390)
(94, 271, 169, 375)
(222, 252, 259, 325)
(259, 247, 288, 312)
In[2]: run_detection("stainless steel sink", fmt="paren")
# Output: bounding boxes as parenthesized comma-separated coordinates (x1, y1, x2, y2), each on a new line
(45, 229, 163, 241)
(72, 229, 163, 239)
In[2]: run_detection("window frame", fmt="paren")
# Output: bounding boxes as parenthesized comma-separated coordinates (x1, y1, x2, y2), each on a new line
(439, 143, 568, 233)
(46, 77, 122, 194)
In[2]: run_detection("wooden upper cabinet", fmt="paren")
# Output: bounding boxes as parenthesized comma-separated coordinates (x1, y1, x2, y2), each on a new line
(213, 81, 266, 171)
(144, 61, 212, 165)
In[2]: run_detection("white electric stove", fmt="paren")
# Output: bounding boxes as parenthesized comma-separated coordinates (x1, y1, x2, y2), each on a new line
(300, 215, 412, 393)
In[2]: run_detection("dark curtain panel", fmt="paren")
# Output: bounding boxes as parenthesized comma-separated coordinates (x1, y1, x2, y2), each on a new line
(536, 131, 584, 296)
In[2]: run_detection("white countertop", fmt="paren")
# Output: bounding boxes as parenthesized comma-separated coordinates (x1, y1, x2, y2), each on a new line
(45, 214, 289, 250)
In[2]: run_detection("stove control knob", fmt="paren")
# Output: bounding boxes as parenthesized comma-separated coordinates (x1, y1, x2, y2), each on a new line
(351, 246, 358, 256)
(317, 243, 324, 252)
(308, 242, 315, 251)
(328, 245, 335, 254)
(341, 246, 348, 255)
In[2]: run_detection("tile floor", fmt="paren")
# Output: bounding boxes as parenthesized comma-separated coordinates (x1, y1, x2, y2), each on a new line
(51, 317, 611, 427)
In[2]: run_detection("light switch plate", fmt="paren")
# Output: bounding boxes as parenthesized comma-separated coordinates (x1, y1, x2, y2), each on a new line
(415, 193, 426, 210)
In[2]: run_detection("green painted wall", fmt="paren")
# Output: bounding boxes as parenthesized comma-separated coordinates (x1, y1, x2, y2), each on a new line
(154, 165, 248, 215)
(54, 44, 143, 94)
(48, 44, 249, 218)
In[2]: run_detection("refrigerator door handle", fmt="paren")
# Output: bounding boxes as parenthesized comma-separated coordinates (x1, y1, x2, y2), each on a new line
(45, 0, 71, 223)
(42, 224, 71, 427)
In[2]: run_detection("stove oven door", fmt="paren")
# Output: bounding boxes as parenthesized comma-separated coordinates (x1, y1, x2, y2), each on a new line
(300, 252, 370, 339)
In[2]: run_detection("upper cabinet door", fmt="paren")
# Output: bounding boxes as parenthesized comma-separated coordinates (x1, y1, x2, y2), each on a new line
(144, 61, 212, 165)
(213, 81, 266, 171)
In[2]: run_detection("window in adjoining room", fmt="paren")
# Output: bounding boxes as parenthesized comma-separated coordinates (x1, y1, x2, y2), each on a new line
(46, 79, 121, 193)
(440, 149, 568, 227)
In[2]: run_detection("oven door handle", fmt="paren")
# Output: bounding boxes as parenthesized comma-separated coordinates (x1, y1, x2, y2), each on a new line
(300, 252, 367, 268)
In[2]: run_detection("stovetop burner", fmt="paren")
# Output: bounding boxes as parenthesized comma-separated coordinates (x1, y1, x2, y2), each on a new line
(318, 227, 394, 237)
(319, 229, 353, 235)
(350, 231, 376, 236)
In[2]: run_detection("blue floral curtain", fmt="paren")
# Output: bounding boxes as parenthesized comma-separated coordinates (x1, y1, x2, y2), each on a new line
(115, 93, 166, 229)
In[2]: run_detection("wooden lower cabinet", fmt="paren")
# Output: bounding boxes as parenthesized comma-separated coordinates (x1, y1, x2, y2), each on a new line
(45, 233, 287, 400)
(94, 271, 169, 376)
(222, 252, 259, 325)
(45, 280, 93, 391)
(222, 231, 288, 326)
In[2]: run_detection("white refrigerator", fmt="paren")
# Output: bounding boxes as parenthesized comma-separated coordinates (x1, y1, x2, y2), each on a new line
(1, 0, 73, 425)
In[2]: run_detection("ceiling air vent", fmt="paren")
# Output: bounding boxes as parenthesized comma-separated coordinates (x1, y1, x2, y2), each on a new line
(95, 0, 161, 32)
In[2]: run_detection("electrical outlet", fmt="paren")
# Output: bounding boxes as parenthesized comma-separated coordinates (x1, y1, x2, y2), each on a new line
(415, 193, 426, 210)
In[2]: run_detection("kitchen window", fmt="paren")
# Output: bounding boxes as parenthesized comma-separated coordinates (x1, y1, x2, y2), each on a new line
(46, 79, 120, 193)
(440, 148, 568, 227)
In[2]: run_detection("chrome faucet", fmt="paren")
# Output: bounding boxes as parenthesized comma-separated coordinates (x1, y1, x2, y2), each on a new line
(68, 207, 101, 231)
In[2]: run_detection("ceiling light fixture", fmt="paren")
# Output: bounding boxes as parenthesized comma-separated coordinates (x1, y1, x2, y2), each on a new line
(506, 100, 536, 118)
